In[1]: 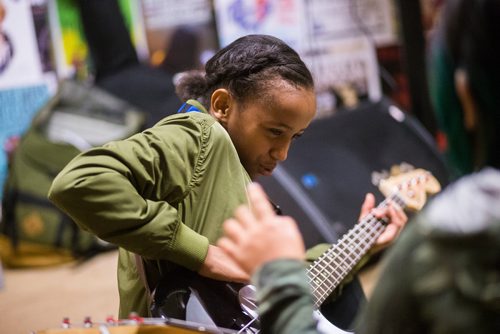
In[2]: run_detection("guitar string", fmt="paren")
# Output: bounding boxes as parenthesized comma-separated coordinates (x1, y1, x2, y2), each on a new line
(308, 214, 387, 307)
(308, 215, 385, 304)
(309, 192, 407, 306)
(238, 315, 260, 334)
(320, 217, 388, 304)
(309, 201, 400, 307)
(307, 197, 391, 280)
(307, 192, 407, 307)
(308, 190, 408, 305)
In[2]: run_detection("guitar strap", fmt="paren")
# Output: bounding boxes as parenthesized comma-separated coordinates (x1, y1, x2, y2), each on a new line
(134, 254, 161, 307)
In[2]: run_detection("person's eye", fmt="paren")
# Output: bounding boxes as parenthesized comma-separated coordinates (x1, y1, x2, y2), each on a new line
(269, 128, 283, 136)
(292, 133, 303, 140)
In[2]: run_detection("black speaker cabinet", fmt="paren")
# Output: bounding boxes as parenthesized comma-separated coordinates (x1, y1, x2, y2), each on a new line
(258, 98, 450, 248)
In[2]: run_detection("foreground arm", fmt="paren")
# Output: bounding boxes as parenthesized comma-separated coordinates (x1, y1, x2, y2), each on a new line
(217, 183, 319, 333)
(254, 260, 319, 334)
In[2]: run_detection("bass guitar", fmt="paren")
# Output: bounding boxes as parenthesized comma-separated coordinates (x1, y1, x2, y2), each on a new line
(151, 168, 441, 333)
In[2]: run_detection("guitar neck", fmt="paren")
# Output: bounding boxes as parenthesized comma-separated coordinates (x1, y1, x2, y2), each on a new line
(307, 192, 406, 308)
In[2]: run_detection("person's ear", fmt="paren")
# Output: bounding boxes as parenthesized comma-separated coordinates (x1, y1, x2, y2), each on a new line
(210, 89, 233, 126)
(454, 69, 478, 131)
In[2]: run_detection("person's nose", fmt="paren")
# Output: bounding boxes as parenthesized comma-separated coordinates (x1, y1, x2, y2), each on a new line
(270, 140, 290, 162)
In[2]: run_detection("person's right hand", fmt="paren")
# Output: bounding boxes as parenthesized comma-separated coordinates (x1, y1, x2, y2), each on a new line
(217, 183, 306, 276)
(357, 193, 408, 252)
(197, 244, 250, 283)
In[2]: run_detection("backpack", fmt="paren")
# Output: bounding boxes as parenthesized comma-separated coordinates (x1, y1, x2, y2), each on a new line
(0, 80, 145, 267)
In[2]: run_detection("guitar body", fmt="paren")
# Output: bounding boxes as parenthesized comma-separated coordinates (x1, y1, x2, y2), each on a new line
(151, 267, 355, 334)
(315, 311, 352, 334)
(151, 267, 259, 333)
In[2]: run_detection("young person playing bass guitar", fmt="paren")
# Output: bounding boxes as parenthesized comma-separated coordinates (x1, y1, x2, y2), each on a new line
(48, 33, 406, 325)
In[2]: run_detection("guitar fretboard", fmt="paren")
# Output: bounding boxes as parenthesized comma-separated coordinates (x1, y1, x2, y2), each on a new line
(307, 192, 406, 308)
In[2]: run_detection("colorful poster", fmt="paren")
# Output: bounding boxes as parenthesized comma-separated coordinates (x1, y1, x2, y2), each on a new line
(0, 0, 44, 89)
(49, 0, 145, 80)
(214, 0, 306, 51)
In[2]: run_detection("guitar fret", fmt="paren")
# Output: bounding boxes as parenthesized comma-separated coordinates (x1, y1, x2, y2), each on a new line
(310, 249, 352, 300)
(309, 272, 337, 292)
(311, 261, 338, 285)
(308, 211, 399, 306)
(305, 174, 432, 308)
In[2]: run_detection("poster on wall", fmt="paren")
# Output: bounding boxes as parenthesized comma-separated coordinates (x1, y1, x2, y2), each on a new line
(30, 0, 58, 94)
(305, 36, 382, 116)
(214, 0, 395, 116)
(0, 0, 50, 200)
(0, 0, 44, 89)
(138, 0, 218, 71)
(213, 0, 306, 51)
(307, 0, 398, 47)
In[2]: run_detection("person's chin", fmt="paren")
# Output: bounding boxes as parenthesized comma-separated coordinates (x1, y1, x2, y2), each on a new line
(260, 169, 273, 177)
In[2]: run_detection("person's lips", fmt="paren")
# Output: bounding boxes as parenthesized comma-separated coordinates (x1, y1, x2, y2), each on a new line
(260, 163, 277, 176)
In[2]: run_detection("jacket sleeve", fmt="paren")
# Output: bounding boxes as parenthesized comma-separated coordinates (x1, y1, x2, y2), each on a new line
(253, 259, 320, 334)
(48, 115, 210, 271)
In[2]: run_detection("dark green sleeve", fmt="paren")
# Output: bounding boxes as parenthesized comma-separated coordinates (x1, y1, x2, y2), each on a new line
(355, 224, 422, 334)
(48, 115, 210, 271)
(253, 259, 320, 334)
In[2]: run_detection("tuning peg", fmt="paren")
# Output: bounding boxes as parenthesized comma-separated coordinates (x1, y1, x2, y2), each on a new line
(399, 162, 415, 173)
(372, 170, 389, 186)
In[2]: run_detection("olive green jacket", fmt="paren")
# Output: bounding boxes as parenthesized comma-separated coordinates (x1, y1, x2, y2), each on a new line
(48, 100, 252, 317)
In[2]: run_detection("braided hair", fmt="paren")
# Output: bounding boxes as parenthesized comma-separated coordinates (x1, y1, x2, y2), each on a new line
(176, 34, 314, 108)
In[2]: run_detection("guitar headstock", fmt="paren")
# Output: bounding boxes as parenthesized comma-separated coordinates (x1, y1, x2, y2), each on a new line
(377, 167, 441, 211)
